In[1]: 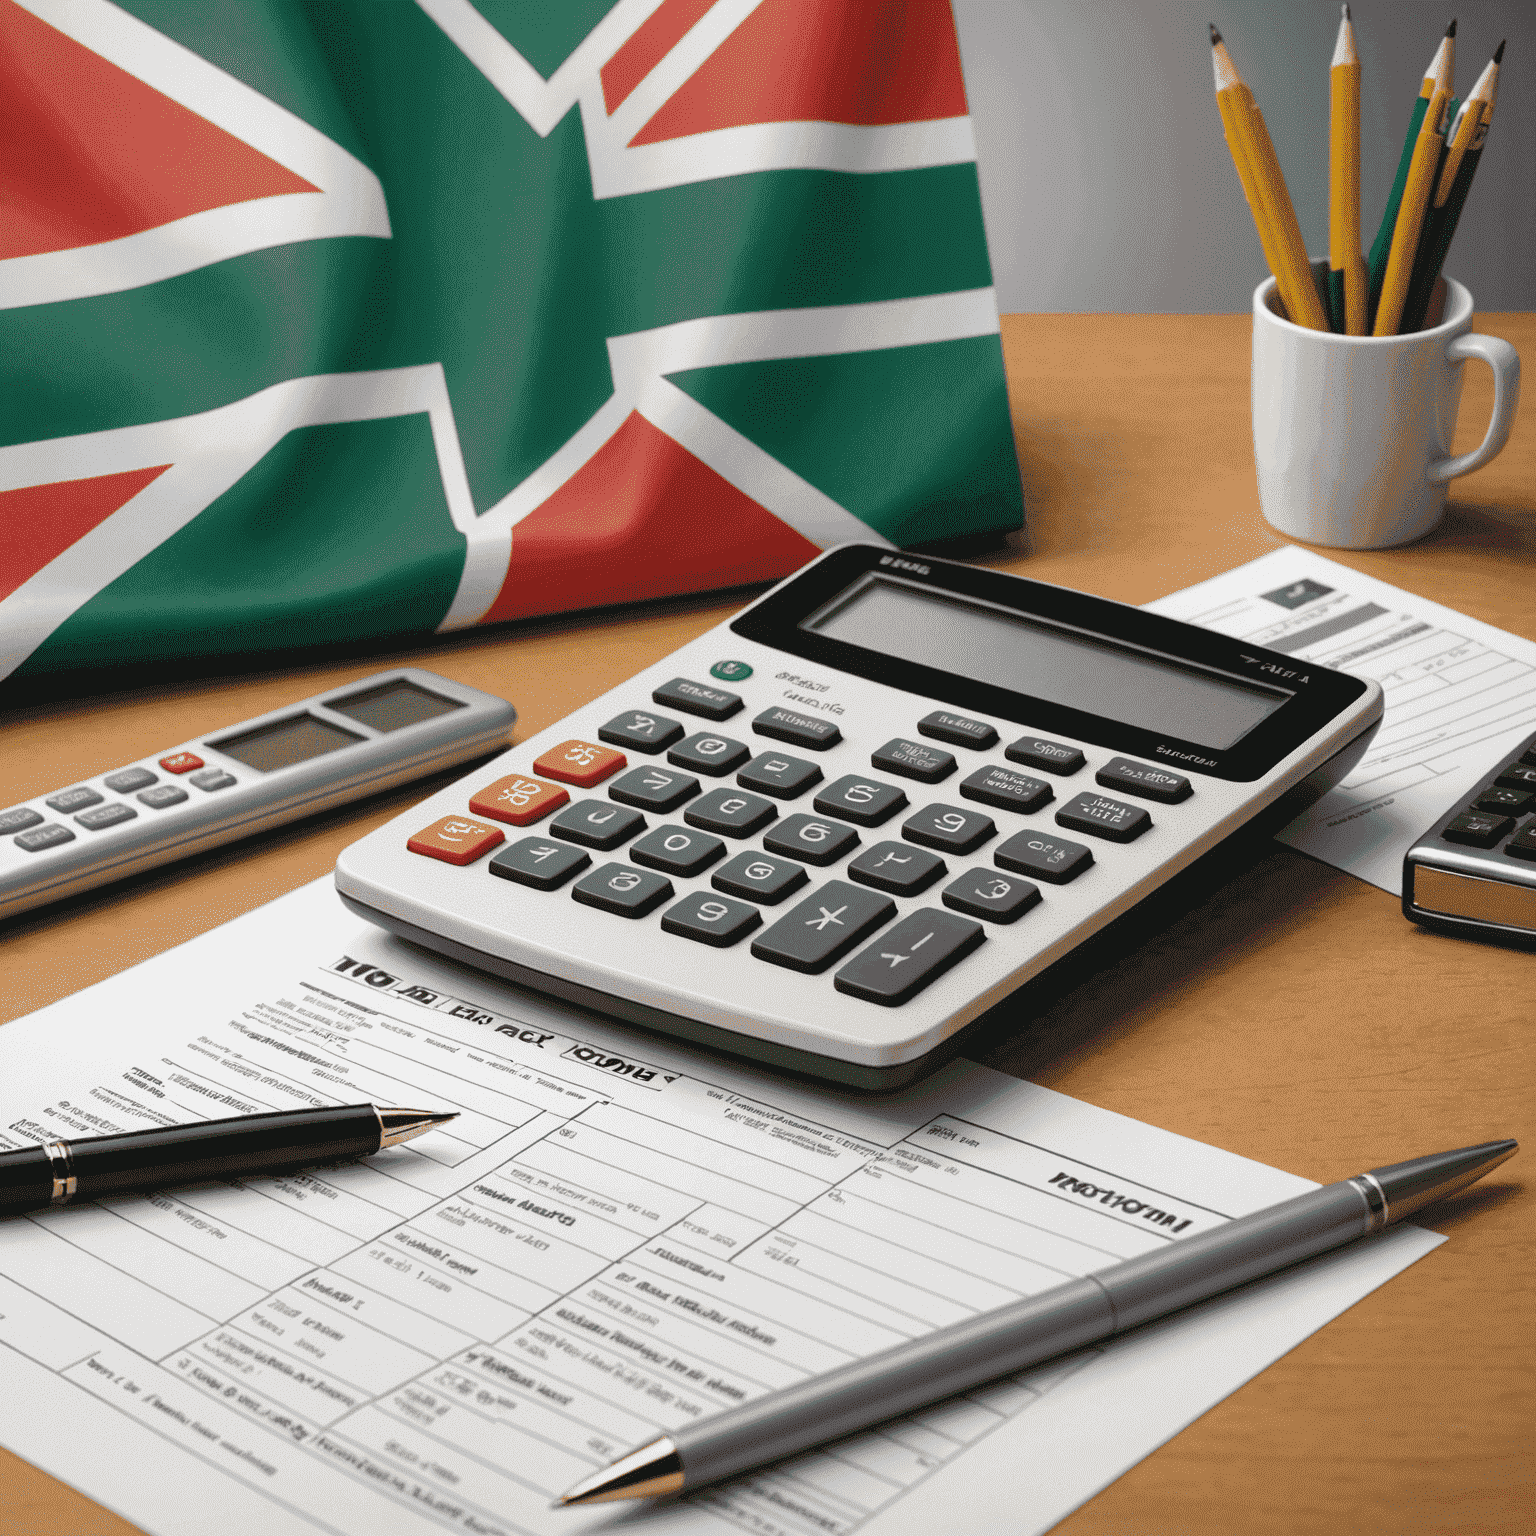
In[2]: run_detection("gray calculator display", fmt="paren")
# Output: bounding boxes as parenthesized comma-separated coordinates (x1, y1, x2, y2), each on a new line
(211, 715, 367, 773)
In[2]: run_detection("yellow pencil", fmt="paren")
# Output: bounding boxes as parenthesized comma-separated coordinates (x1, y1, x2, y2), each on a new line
(1436, 46, 1499, 205)
(1329, 5, 1366, 333)
(1373, 85, 1451, 334)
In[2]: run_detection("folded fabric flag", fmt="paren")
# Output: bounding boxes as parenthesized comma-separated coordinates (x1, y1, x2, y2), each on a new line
(0, 0, 1023, 689)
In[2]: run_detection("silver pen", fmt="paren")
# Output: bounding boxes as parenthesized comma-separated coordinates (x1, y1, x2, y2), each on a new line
(558, 1138, 1516, 1505)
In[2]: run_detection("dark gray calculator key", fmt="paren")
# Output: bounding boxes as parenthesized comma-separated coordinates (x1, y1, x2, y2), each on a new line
(738, 751, 822, 799)
(763, 813, 861, 866)
(752, 706, 842, 751)
(942, 868, 1041, 924)
(668, 732, 750, 777)
(902, 803, 996, 855)
(1095, 756, 1192, 804)
(847, 841, 947, 896)
(1474, 786, 1533, 816)
(1055, 792, 1152, 844)
(138, 784, 189, 809)
(549, 800, 647, 850)
(712, 851, 809, 905)
(190, 769, 237, 792)
(652, 676, 743, 721)
(104, 767, 157, 793)
(661, 892, 762, 948)
(631, 825, 726, 877)
(684, 788, 777, 838)
(813, 775, 908, 827)
(918, 711, 998, 750)
(958, 764, 1052, 815)
(1495, 764, 1536, 792)
(0, 807, 44, 834)
(76, 802, 137, 831)
(995, 829, 1093, 883)
(1507, 825, 1536, 861)
(871, 737, 956, 784)
(572, 863, 674, 918)
(1524, 744, 1536, 767)
(15, 824, 75, 853)
(608, 765, 700, 813)
(834, 909, 985, 1006)
(598, 709, 684, 754)
(751, 881, 896, 974)
(1005, 737, 1085, 775)
(489, 838, 591, 890)
(46, 786, 103, 813)
(1440, 812, 1514, 848)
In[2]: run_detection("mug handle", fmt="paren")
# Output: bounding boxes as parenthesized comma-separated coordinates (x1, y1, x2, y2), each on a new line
(1428, 334, 1522, 483)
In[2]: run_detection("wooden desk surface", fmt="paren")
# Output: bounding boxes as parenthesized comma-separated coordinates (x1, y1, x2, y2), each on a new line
(2, 312, 1531, 1536)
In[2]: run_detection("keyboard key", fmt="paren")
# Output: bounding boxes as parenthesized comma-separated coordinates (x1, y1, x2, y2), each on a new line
(1005, 737, 1085, 775)
(1095, 756, 1192, 804)
(902, 803, 996, 855)
(669, 732, 750, 777)
(764, 813, 861, 866)
(661, 892, 762, 948)
(631, 825, 726, 877)
(813, 775, 908, 827)
(138, 784, 189, 809)
(959, 764, 1053, 815)
(1474, 786, 1533, 816)
(104, 767, 156, 793)
(751, 881, 896, 974)
(1507, 825, 1536, 862)
(488, 838, 591, 890)
(1055, 792, 1152, 843)
(608, 765, 700, 813)
(470, 774, 570, 826)
(871, 738, 956, 784)
(738, 751, 822, 799)
(1441, 812, 1514, 849)
(549, 800, 646, 850)
(534, 739, 627, 788)
(0, 807, 43, 834)
(76, 802, 137, 830)
(407, 816, 504, 866)
(942, 868, 1041, 923)
(572, 863, 674, 918)
(684, 788, 777, 838)
(652, 676, 743, 721)
(752, 706, 842, 751)
(712, 851, 810, 905)
(995, 829, 1093, 883)
(918, 711, 998, 750)
(834, 909, 984, 1005)
(159, 751, 204, 774)
(15, 823, 74, 853)
(1495, 764, 1536, 793)
(46, 786, 102, 813)
(847, 841, 947, 896)
(190, 769, 237, 792)
(599, 709, 684, 754)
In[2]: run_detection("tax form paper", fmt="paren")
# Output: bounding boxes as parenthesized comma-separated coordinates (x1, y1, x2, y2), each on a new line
(0, 882, 1438, 1536)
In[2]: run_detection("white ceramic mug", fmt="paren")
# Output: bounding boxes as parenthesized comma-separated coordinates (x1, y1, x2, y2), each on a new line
(1252, 270, 1521, 548)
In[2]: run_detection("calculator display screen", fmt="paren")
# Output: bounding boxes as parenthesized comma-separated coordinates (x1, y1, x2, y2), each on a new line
(210, 715, 366, 772)
(802, 576, 1288, 750)
(328, 679, 464, 733)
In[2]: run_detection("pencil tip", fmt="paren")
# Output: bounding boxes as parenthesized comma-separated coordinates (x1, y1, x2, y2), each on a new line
(1445, 18, 1456, 37)
(1493, 39, 1504, 63)
(1342, 3, 1349, 17)
(1209, 22, 1222, 45)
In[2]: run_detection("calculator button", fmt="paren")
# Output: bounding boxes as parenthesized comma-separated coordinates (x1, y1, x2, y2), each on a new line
(631, 825, 726, 877)
(738, 752, 823, 799)
(710, 660, 753, 683)
(535, 740, 627, 788)
(661, 892, 762, 948)
(652, 677, 743, 721)
(104, 767, 157, 793)
(15, 823, 75, 852)
(159, 752, 204, 774)
(572, 863, 674, 918)
(763, 814, 861, 866)
(76, 802, 137, 830)
(1055, 792, 1151, 843)
(902, 803, 996, 855)
(470, 774, 570, 826)
(813, 775, 908, 827)
(958, 765, 1052, 815)
(871, 738, 956, 784)
(1005, 737, 1085, 775)
(190, 769, 237, 792)
(1507, 825, 1536, 861)
(918, 711, 998, 750)
(684, 789, 777, 838)
(407, 816, 505, 866)
(608, 765, 700, 813)
(138, 784, 189, 809)
(549, 801, 646, 850)
(46, 787, 102, 813)
(752, 706, 842, 751)
(1474, 786, 1533, 816)
(834, 909, 985, 1006)
(712, 851, 810, 905)
(489, 838, 591, 890)
(751, 881, 896, 974)
(995, 830, 1093, 883)
(942, 869, 1041, 923)
(847, 841, 947, 896)
(668, 733, 750, 777)
(1095, 757, 1192, 804)
(598, 710, 684, 754)
(0, 807, 44, 834)
(1495, 765, 1536, 793)
(1440, 812, 1514, 848)
(1523, 744, 1536, 767)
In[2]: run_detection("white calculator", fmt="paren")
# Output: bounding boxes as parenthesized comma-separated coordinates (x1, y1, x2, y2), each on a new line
(336, 547, 1383, 1089)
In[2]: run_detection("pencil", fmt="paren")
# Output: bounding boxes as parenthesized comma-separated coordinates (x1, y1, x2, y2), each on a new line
(1329, 6, 1367, 334)
(1373, 83, 1451, 334)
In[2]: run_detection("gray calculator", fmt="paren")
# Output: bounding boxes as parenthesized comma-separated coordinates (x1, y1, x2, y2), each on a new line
(335, 547, 1383, 1089)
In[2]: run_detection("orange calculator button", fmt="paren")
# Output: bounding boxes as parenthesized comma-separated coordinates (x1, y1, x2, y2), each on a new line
(159, 751, 204, 774)
(469, 774, 570, 826)
(407, 815, 504, 866)
(533, 740, 626, 788)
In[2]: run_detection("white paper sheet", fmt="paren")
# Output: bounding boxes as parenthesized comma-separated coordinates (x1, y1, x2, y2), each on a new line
(1146, 547, 1536, 894)
(0, 879, 1439, 1536)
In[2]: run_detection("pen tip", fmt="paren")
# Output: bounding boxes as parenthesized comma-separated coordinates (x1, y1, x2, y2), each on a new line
(1493, 39, 1504, 63)
(1445, 17, 1456, 37)
(1209, 22, 1221, 44)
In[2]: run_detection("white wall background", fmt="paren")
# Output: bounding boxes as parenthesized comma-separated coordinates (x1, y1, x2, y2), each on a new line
(954, 0, 1533, 313)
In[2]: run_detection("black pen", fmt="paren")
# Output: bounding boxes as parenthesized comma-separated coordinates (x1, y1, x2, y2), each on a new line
(0, 1103, 456, 1216)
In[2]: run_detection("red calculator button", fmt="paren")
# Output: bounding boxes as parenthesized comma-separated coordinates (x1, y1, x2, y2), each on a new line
(469, 774, 570, 826)
(159, 751, 204, 774)
(533, 740, 626, 788)
(407, 816, 504, 866)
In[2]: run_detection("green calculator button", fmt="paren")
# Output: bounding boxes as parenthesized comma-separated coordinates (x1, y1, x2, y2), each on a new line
(710, 660, 753, 682)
